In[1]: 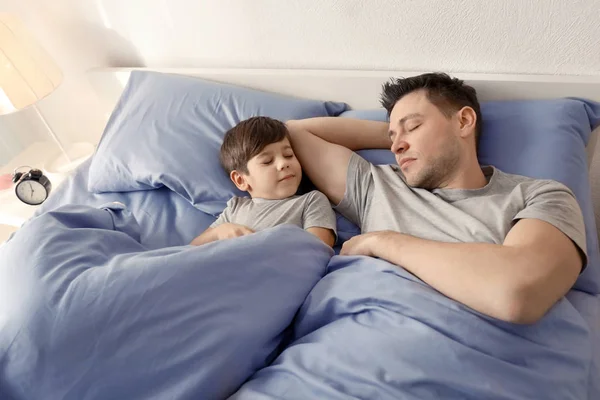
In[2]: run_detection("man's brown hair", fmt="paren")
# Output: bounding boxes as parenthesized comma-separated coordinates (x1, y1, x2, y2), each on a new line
(380, 72, 482, 151)
(220, 116, 290, 174)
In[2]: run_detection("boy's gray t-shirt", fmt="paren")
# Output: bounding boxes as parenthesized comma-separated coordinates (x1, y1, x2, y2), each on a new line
(211, 190, 337, 236)
(336, 153, 587, 266)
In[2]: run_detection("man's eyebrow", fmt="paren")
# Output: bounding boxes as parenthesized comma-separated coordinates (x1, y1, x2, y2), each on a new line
(398, 113, 423, 125)
(388, 113, 423, 137)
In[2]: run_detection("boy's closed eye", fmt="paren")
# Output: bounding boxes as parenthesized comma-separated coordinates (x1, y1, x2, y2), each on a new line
(260, 153, 295, 165)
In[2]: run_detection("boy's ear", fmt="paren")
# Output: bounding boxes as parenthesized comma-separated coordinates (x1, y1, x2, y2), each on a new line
(230, 170, 250, 191)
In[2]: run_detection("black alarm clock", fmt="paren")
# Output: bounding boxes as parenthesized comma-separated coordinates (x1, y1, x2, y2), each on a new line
(12, 166, 52, 205)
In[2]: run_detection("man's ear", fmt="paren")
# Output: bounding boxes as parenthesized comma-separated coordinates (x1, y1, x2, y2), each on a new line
(457, 106, 477, 139)
(230, 170, 250, 191)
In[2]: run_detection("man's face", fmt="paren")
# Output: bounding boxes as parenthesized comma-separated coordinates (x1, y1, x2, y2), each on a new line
(237, 138, 302, 199)
(388, 90, 462, 189)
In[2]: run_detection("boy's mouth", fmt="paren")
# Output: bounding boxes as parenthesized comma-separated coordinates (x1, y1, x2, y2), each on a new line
(279, 174, 295, 182)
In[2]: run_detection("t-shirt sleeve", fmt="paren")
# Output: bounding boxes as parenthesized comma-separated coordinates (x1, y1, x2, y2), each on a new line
(334, 152, 374, 228)
(209, 199, 235, 228)
(514, 180, 587, 269)
(303, 190, 337, 235)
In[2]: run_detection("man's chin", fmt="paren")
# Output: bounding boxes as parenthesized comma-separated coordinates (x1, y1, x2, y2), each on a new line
(405, 174, 428, 189)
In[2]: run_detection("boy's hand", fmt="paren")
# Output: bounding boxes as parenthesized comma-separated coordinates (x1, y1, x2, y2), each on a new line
(213, 223, 255, 240)
(190, 223, 255, 246)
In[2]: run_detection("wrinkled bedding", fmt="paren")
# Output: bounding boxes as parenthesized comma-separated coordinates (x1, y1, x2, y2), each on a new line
(0, 204, 332, 399)
(232, 256, 595, 400)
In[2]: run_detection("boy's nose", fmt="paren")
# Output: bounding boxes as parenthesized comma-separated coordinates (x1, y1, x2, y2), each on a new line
(277, 159, 290, 170)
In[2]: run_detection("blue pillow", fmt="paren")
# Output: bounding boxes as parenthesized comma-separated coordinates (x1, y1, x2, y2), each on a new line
(340, 98, 600, 294)
(88, 71, 348, 215)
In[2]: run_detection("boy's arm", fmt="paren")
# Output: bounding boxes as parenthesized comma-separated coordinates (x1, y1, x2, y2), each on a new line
(306, 227, 335, 247)
(190, 227, 218, 246)
(190, 224, 255, 246)
(190, 203, 252, 246)
(303, 191, 337, 247)
(191, 207, 230, 246)
(286, 118, 390, 205)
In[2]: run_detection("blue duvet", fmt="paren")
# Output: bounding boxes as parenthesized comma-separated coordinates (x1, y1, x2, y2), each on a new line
(0, 204, 333, 399)
(0, 204, 597, 399)
(232, 257, 594, 400)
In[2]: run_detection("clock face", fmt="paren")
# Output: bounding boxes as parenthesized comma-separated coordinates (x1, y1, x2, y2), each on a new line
(16, 179, 48, 205)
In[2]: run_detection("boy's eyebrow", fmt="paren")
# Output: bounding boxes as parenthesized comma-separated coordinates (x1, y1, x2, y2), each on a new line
(257, 145, 292, 157)
(256, 149, 273, 156)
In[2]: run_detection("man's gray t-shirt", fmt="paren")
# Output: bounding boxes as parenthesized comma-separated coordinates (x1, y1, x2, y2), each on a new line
(336, 153, 587, 266)
(211, 190, 337, 236)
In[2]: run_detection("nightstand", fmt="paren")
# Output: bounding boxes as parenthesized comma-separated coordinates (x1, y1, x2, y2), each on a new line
(0, 142, 72, 243)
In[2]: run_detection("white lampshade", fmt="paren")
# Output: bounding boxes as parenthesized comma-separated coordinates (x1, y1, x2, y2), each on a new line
(0, 13, 63, 115)
(0, 14, 94, 175)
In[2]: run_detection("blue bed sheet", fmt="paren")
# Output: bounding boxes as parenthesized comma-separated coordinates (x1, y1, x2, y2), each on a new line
(31, 158, 215, 249)
(1, 152, 599, 399)
(232, 256, 597, 400)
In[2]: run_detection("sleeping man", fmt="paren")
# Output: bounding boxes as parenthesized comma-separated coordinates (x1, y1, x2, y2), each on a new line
(190, 116, 336, 247)
(285, 72, 586, 324)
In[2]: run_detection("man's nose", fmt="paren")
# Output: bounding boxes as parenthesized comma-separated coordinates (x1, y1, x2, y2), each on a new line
(391, 137, 409, 154)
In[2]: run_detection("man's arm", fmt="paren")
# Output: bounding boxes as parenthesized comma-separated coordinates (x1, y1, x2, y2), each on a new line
(287, 118, 390, 204)
(341, 218, 582, 324)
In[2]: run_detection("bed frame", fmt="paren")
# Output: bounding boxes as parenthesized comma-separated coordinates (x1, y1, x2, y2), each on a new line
(86, 68, 600, 165)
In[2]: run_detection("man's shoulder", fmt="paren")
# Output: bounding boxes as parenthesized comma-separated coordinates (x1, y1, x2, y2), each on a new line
(350, 152, 400, 175)
(490, 167, 572, 197)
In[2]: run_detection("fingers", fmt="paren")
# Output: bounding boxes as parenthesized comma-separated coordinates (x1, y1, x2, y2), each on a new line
(238, 226, 255, 235)
(339, 242, 349, 255)
(223, 225, 254, 239)
(231, 227, 253, 237)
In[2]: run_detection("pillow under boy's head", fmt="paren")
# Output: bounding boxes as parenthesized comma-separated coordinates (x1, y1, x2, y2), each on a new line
(88, 71, 348, 216)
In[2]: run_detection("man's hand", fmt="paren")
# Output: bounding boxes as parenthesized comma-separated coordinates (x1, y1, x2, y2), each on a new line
(340, 231, 386, 257)
(190, 223, 254, 246)
(339, 221, 582, 324)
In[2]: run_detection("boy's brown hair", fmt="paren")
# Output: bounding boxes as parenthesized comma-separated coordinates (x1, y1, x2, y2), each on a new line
(220, 116, 290, 174)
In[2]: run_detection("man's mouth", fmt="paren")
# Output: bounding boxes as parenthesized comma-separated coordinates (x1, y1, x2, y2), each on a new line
(399, 158, 416, 169)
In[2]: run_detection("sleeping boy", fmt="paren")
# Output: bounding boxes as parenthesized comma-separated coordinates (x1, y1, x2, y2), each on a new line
(190, 116, 336, 247)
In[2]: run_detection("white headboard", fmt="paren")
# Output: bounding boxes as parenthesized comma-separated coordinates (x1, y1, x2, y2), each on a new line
(86, 68, 600, 164)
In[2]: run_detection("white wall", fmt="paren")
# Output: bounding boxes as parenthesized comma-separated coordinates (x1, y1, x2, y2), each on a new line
(100, 0, 600, 74)
(1, 0, 599, 155)
(2, 0, 599, 148)
(3, 0, 600, 230)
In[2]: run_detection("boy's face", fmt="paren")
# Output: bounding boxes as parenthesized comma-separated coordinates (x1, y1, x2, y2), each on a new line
(231, 138, 302, 199)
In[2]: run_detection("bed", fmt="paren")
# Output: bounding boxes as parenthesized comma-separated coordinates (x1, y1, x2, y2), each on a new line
(1, 68, 600, 400)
